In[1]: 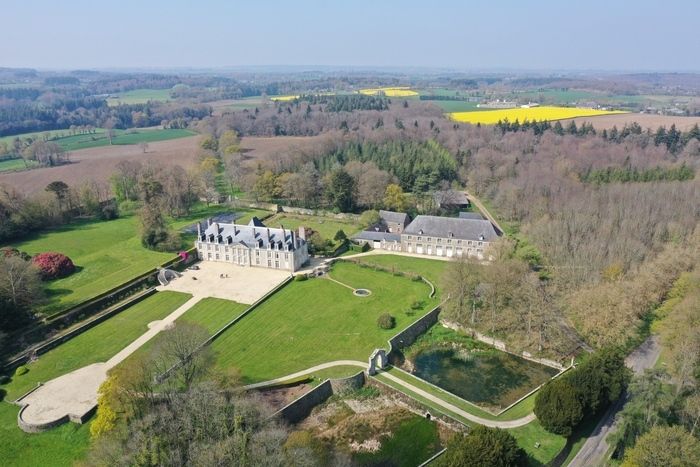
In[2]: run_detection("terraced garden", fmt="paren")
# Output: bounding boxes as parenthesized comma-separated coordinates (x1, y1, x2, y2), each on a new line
(211, 260, 437, 383)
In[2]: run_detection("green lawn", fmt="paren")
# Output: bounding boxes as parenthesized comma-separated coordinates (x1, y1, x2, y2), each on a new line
(211, 261, 436, 384)
(0, 291, 191, 401)
(120, 297, 249, 368)
(0, 158, 37, 173)
(6, 216, 177, 314)
(106, 88, 173, 106)
(264, 213, 361, 247)
(4, 206, 270, 314)
(372, 374, 564, 466)
(350, 254, 448, 297)
(353, 414, 441, 467)
(0, 402, 91, 467)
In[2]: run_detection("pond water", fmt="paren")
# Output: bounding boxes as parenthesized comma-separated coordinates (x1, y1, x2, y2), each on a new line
(412, 346, 559, 411)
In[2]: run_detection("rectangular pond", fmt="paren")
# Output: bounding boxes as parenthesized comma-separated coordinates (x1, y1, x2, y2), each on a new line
(410, 346, 560, 412)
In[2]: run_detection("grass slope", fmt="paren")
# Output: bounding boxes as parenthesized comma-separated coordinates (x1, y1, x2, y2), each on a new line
(4, 206, 270, 314)
(0, 291, 191, 400)
(350, 254, 448, 297)
(211, 261, 435, 383)
(6, 216, 177, 314)
(0, 402, 91, 467)
(264, 213, 361, 247)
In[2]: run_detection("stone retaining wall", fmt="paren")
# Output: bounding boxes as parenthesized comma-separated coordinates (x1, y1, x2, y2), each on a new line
(274, 371, 366, 425)
(388, 304, 443, 355)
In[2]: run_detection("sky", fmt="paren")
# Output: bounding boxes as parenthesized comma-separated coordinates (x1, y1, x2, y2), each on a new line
(1, 0, 699, 72)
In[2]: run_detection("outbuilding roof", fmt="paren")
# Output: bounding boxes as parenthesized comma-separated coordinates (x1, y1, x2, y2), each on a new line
(403, 215, 499, 242)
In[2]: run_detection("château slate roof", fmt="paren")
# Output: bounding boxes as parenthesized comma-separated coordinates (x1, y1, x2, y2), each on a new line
(199, 217, 303, 250)
(403, 215, 499, 242)
(378, 210, 410, 226)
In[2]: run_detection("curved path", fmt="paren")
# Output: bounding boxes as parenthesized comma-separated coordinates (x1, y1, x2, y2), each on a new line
(16, 296, 203, 431)
(243, 360, 535, 429)
(243, 360, 367, 389)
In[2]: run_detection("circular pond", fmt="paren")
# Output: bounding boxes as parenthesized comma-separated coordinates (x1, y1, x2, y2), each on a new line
(353, 288, 372, 297)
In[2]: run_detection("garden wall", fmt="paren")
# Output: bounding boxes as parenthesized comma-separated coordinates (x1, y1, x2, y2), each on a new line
(274, 371, 366, 425)
(388, 304, 443, 356)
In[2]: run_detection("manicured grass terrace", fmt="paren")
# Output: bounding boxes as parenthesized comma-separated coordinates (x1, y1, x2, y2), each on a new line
(0, 291, 192, 401)
(211, 260, 436, 384)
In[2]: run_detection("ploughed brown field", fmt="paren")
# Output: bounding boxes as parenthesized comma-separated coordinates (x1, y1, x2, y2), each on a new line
(560, 113, 700, 131)
(0, 136, 201, 195)
(0, 134, 329, 195)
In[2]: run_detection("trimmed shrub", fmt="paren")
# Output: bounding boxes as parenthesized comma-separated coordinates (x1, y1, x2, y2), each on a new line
(0, 374, 10, 384)
(534, 379, 583, 437)
(14, 366, 29, 377)
(32, 252, 75, 280)
(377, 313, 396, 330)
(294, 274, 308, 282)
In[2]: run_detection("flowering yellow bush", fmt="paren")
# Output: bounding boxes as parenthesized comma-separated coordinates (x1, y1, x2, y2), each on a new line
(359, 87, 418, 97)
(449, 106, 626, 125)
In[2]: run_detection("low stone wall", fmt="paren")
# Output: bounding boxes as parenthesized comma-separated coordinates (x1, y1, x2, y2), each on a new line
(16, 403, 96, 434)
(274, 371, 366, 425)
(388, 305, 442, 355)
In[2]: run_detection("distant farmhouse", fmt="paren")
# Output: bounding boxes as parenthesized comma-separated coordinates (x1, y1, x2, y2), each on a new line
(353, 210, 499, 260)
(195, 217, 309, 271)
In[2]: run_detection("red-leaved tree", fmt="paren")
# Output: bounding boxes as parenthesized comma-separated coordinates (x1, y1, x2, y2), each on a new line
(32, 252, 76, 280)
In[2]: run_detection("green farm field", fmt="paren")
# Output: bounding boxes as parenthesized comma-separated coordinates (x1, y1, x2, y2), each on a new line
(106, 88, 173, 106)
(427, 100, 486, 113)
(0, 291, 191, 401)
(0, 128, 194, 152)
(211, 260, 436, 383)
(4, 205, 270, 314)
(0, 158, 37, 173)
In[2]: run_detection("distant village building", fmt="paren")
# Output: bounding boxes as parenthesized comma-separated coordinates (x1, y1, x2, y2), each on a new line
(352, 210, 499, 260)
(195, 217, 309, 272)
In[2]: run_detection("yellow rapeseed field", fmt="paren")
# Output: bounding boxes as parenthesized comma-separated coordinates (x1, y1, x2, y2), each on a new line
(359, 87, 419, 97)
(449, 106, 627, 125)
(269, 95, 299, 101)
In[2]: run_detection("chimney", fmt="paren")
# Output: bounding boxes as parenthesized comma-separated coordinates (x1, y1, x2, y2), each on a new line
(267, 228, 271, 247)
(197, 222, 201, 236)
(298, 226, 306, 241)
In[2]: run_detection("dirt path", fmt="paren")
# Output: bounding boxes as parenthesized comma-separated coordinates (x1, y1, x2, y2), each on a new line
(16, 296, 203, 431)
(463, 190, 505, 235)
(567, 336, 661, 467)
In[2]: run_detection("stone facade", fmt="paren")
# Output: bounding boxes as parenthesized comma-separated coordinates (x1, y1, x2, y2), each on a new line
(195, 217, 309, 272)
